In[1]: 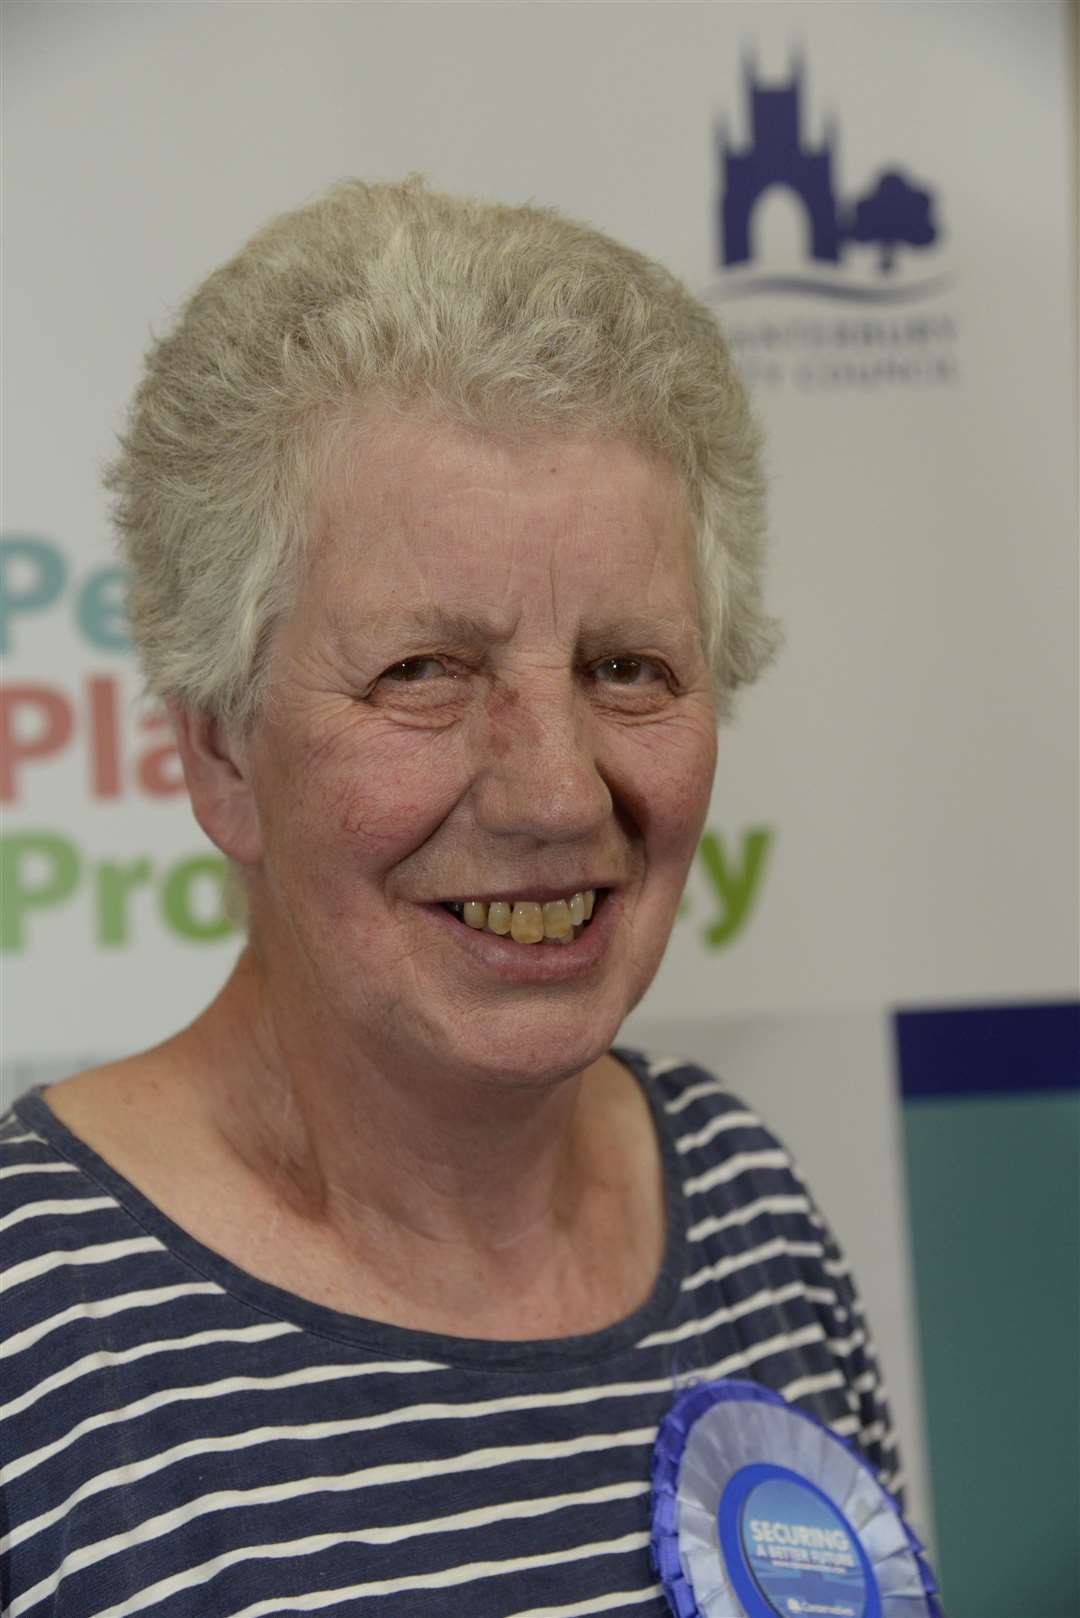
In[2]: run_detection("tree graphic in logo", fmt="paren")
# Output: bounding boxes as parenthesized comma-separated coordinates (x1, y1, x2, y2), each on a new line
(848, 171, 936, 272)
(718, 55, 940, 275)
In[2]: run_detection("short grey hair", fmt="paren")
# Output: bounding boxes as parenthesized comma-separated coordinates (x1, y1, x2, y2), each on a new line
(107, 175, 780, 733)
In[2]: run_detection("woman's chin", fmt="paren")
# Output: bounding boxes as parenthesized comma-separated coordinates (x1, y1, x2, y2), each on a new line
(407, 988, 628, 1094)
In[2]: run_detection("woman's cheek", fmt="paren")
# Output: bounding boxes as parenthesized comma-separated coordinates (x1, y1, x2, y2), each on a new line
(331, 736, 467, 855)
(613, 711, 716, 840)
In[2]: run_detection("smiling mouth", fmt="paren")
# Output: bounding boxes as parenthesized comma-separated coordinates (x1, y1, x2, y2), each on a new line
(440, 889, 604, 944)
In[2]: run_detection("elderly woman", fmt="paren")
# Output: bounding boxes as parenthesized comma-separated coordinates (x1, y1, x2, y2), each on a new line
(2, 180, 907, 1618)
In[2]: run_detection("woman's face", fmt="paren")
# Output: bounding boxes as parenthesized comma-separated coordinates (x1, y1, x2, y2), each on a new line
(237, 417, 718, 1089)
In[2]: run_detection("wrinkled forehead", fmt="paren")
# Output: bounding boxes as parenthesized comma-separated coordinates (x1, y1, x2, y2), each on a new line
(307, 413, 704, 636)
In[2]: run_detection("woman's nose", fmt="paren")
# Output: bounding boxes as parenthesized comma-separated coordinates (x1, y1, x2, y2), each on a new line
(468, 677, 613, 844)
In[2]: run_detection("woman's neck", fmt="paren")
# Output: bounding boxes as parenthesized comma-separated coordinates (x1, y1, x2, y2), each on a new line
(195, 951, 605, 1240)
(43, 948, 666, 1338)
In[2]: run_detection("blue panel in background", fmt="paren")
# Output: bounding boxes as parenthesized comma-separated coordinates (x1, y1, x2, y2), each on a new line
(896, 998, 1080, 1617)
(895, 1000, 1079, 1099)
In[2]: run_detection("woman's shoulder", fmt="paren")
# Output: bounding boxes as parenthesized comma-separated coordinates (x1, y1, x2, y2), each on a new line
(615, 1044, 787, 1151)
(0, 1069, 196, 1348)
(0, 1091, 101, 1210)
(617, 1043, 811, 1226)
(0, 1078, 146, 1257)
(19, 1045, 213, 1216)
(0, 1092, 131, 1365)
(30, 1048, 178, 1160)
(1, 1042, 233, 1261)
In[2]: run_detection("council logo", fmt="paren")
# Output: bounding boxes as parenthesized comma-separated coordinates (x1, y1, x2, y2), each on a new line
(703, 50, 959, 391)
(709, 51, 946, 304)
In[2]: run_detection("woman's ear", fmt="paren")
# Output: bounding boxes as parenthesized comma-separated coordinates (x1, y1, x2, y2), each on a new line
(169, 703, 262, 865)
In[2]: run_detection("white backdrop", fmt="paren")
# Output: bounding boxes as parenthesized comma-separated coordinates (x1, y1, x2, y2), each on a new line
(4, 0, 1078, 1562)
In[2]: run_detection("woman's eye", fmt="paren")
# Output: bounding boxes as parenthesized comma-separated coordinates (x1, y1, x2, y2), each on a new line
(594, 656, 664, 686)
(380, 657, 450, 683)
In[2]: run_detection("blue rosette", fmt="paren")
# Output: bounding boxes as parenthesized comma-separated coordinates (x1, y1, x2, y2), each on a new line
(650, 1379, 942, 1618)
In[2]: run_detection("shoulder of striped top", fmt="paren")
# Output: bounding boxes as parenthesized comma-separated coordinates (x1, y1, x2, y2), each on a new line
(622, 1049, 905, 1501)
(619, 1045, 777, 1147)
(0, 1097, 170, 1349)
(0, 1100, 93, 1210)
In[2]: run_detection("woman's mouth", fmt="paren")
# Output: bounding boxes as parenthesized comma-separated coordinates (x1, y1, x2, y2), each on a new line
(440, 889, 603, 945)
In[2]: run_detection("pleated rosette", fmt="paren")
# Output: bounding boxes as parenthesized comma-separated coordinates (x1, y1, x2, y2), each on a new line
(650, 1379, 941, 1618)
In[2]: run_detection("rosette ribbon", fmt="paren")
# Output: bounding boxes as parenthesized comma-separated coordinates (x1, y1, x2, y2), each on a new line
(650, 1378, 942, 1618)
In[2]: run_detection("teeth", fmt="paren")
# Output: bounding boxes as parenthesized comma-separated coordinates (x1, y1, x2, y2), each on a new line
(487, 900, 512, 935)
(447, 889, 598, 944)
(542, 899, 572, 939)
(509, 902, 544, 944)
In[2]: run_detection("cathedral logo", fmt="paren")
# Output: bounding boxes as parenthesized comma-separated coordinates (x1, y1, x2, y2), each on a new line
(703, 50, 958, 390)
(713, 52, 946, 302)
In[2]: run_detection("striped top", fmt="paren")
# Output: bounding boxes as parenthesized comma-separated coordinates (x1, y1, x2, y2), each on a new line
(1, 1048, 900, 1618)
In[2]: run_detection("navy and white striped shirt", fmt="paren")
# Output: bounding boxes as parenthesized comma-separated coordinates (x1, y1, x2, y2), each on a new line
(1, 1048, 900, 1617)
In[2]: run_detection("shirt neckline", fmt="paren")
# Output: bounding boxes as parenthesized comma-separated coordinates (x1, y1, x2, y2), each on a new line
(13, 1045, 689, 1371)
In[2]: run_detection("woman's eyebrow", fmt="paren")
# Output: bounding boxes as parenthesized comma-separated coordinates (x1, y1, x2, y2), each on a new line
(578, 610, 702, 649)
(369, 606, 700, 647)
(380, 606, 517, 643)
